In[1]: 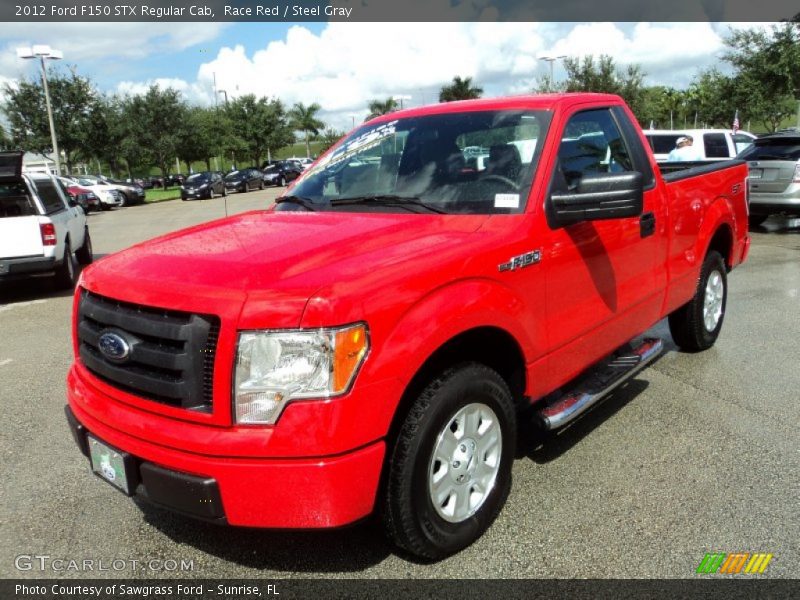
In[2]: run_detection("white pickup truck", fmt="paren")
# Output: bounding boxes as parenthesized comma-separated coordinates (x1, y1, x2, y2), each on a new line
(0, 152, 92, 288)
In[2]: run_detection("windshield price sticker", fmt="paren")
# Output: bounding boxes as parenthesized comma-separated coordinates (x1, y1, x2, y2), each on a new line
(494, 193, 520, 208)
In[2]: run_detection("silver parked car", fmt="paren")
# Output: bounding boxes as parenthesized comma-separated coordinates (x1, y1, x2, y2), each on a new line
(738, 130, 800, 226)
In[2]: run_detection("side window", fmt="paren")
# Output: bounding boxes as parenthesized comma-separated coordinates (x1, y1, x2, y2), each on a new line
(557, 109, 633, 189)
(33, 179, 67, 214)
(732, 134, 754, 155)
(703, 133, 729, 158)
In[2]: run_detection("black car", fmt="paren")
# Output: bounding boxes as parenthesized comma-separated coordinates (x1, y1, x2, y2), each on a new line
(224, 168, 264, 193)
(262, 161, 303, 187)
(181, 171, 226, 200)
(164, 174, 186, 187)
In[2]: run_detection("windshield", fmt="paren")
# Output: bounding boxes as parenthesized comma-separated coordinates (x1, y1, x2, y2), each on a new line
(738, 139, 800, 161)
(186, 173, 210, 184)
(225, 171, 242, 180)
(264, 166, 279, 174)
(77, 177, 99, 186)
(281, 109, 551, 214)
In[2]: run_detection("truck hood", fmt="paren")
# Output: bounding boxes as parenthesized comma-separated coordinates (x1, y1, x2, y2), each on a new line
(82, 210, 487, 327)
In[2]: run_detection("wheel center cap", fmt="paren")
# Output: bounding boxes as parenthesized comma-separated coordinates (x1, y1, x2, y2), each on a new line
(450, 438, 477, 483)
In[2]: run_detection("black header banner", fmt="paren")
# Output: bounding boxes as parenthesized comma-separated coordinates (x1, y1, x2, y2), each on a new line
(3, 0, 799, 22)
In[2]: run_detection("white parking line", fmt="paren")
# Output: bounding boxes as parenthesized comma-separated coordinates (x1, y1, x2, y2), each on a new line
(0, 299, 48, 313)
(0, 359, 12, 367)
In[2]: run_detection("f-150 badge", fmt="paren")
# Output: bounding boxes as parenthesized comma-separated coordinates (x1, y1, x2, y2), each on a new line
(498, 250, 541, 272)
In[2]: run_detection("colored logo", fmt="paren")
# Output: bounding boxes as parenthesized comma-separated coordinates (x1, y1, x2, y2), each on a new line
(696, 552, 773, 574)
(98, 331, 131, 362)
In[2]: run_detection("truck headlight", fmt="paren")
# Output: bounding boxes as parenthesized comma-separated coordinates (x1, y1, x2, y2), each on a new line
(234, 323, 369, 424)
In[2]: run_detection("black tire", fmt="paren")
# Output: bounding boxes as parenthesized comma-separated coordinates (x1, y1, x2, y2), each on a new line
(259, 180, 264, 190)
(119, 192, 128, 207)
(382, 363, 516, 560)
(668, 250, 727, 352)
(748, 214, 768, 228)
(55, 240, 78, 289)
(75, 228, 93, 266)
(222, 187, 227, 197)
(278, 175, 285, 187)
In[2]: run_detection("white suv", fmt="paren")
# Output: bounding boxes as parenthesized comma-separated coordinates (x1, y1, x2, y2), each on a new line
(0, 152, 92, 288)
(643, 129, 756, 162)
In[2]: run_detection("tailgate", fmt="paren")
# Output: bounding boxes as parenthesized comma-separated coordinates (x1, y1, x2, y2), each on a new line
(748, 160, 796, 193)
(0, 216, 44, 259)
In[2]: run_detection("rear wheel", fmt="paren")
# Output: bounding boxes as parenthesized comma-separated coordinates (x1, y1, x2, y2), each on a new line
(119, 192, 128, 207)
(75, 228, 93, 265)
(382, 363, 516, 560)
(668, 250, 727, 352)
(278, 175, 285, 187)
(55, 240, 78, 289)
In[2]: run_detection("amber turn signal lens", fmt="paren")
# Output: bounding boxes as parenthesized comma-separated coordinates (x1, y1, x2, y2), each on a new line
(333, 324, 369, 392)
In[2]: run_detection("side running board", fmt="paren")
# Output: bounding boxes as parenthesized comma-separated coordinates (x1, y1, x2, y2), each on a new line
(535, 338, 663, 431)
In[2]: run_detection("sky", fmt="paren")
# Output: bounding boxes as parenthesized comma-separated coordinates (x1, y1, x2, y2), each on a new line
(0, 21, 773, 131)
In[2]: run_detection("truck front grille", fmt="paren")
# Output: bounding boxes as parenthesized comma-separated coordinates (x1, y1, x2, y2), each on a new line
(77, 289, 219, 412)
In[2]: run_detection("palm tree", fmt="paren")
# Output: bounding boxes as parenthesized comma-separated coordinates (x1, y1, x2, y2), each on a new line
(288, 102, 324, 158)
(366, 98, 398, 120)
(439, 76, 483, 102)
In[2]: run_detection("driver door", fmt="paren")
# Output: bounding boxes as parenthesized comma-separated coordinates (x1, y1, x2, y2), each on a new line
(543, 107, 663, 384)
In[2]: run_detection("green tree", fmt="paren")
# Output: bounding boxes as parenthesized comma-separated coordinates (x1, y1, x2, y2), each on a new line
(366, 98, 398, 120)
(722, 22, 800, 131)
(439, 76, 483, 102)
(0, 124, 10, 151)
(562, 55, 647, 121)
(120, 85, 187, 180)
(288, 102, 324, 158)
(224, 95, 293, 166)
(2, 68, 99, 174)
(177, 106, 225, 172)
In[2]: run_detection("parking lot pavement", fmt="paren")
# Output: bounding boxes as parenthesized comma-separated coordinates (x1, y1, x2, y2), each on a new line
(0, 209, 797, 579)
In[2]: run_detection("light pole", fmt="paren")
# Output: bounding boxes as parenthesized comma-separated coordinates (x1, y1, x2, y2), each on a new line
(217, 89, 228, 105)
(539, 54, 567, 85)
(17, 45, 63, 175)
(392, 94, 411, 109)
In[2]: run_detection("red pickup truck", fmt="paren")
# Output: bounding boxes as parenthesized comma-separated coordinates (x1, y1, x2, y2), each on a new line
(66, 94, 750, 560)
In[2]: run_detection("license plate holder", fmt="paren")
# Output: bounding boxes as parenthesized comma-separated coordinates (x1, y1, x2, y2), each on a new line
(88, 435, 137, 495)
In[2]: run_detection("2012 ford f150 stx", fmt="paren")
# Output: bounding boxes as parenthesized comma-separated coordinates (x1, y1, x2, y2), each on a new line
(66, 94, 750, 560)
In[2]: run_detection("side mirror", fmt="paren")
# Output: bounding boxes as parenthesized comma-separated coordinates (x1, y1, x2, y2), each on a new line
(550, 171, 643, 227)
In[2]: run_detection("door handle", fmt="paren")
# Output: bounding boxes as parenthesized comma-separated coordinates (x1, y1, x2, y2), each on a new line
(640, 212, 656, 238)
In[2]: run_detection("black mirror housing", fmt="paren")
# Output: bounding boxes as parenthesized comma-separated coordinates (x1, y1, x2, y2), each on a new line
(549, 171, 644, 228)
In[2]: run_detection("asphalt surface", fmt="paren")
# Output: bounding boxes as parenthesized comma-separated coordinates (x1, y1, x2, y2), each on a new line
(0, 194, 798, 580)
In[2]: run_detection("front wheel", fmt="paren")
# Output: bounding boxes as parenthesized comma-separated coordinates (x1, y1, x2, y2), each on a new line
(278, 175, 285, 187)
(668, 250, 727, 352)
(382, 363, 516, 560)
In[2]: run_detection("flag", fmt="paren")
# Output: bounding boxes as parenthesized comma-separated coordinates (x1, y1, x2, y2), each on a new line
(732, 110, 740, 133)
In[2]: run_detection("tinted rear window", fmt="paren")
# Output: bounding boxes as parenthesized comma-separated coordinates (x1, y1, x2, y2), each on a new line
(33, 179, 67, 214)
(0, 182, 38, 218)
(703, 133, 729, 158)
(738, 139, 800, 161)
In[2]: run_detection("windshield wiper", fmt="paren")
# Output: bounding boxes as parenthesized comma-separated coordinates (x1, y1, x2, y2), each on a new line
(275, 195, 317, 211)
(330, 194, 447, 214)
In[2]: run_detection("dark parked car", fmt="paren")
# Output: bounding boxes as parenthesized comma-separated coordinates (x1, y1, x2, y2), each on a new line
(224, 168, 264, 193)
(164, 174, 185, 187)
(181, 171, 226, 200)
(262, 161, 303, 187)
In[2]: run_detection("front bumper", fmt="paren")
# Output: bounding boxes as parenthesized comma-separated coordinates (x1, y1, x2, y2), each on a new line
(181, 188, 209, 200)
(66, 383, 386, 528)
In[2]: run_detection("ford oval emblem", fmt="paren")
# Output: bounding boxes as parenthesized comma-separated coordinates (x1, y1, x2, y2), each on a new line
(98, 331, 131, 362)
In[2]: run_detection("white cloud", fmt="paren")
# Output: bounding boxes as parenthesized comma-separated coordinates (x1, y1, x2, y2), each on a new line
(191, 22, 761, 130)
